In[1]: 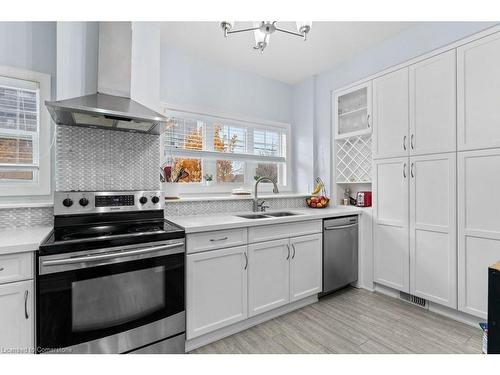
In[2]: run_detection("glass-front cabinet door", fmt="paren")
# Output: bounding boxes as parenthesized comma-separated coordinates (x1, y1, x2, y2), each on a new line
(333, 81, 372, 139)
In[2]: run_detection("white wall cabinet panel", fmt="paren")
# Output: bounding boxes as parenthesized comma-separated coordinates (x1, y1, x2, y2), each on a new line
(459, 149, 500, 318)
(410, 153, 457, 308)
(248, 239, 290, 317)
(289, 234, 322, 302)
(458, 31, 500, 151)
(0, 280, 33, 353)
(186, 246, 247, 339)
(409, 51, 456, 155)
(373, 68, 409, 159)
(373, 157, 410, 292)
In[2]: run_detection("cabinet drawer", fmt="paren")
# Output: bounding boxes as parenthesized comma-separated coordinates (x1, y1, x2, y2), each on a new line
(187, 228, 247, 254)
(0, 252, 33, 284)
(249, 220, 322, 243)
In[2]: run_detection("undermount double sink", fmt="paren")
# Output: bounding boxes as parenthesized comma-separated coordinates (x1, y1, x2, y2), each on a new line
(236, 211, 301, 220)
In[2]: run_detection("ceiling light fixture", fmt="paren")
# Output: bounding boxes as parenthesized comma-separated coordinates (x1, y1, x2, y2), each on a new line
(220, 21, 312, 53)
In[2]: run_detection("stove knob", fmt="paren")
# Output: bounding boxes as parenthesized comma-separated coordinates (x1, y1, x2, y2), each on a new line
(62, 198, 73, 207)
(79, 198, 89, 207)
(139, 196, 148, 205)
(151, 196, 160, 204)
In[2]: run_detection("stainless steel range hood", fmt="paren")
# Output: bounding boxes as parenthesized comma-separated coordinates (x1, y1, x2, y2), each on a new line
(46, 22, 166, 134)
(45, 93, 165, 134)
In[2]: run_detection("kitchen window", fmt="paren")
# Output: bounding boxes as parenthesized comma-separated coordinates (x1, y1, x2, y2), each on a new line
(0, 66, 51, 196)
(162, 109, 290, 193)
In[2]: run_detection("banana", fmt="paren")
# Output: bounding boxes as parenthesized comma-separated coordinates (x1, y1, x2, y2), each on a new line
(311, 183, 321, 195)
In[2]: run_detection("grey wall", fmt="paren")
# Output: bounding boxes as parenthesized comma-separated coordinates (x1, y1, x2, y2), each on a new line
(291, 22, 499, 199)
(0, 22, 57, 98)
(160, 44, 292, 124)
(291, 76, 315, 193)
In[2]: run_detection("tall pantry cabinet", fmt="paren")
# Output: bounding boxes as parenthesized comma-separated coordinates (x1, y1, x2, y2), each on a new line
(457, 31, 500, 319)
(373, 50, 458, 308)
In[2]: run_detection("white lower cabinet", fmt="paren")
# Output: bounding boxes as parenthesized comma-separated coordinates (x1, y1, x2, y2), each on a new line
(290, 234, 322, 302)
(186, 225, 324, 341)
(410, 153, 457, 308)
(0, 280, 34, 353)
(248, 239, 290, 317)
(458, 149, 500, 318)
(374, 153, 457, 307)
(186, 246, 248, 339)
(373, 157, 410, 292)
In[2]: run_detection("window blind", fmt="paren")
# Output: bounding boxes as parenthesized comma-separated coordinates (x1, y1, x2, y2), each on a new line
(163, 113, 287, 164)
(0, 76, 40, 182)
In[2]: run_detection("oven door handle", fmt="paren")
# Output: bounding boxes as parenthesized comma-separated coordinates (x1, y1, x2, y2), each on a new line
(41, 242, 184, 267)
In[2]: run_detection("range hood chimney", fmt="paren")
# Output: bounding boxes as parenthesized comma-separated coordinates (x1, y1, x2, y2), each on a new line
(46, 22, 166, 134)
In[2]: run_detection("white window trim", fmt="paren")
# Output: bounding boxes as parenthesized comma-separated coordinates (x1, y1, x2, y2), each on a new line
(0, 65, 51, 197)
(161, 103, 292, 195)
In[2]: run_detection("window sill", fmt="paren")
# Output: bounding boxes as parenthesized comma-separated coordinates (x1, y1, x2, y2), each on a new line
(164, 193, 310, 203)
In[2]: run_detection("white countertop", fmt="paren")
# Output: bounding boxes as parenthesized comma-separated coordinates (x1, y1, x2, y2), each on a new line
(166, 206, 363, 233)
(0, 226, 52, 255)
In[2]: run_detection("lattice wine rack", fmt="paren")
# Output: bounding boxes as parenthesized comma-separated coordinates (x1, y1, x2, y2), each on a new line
(336, 135, 372, 183)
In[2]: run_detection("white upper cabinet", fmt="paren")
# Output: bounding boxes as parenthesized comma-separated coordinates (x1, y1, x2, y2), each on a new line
(333, 81, 372, 139)
(186, 246, 248, 339)
(409, 50, 457, 155)
(458, 149, 500, 318)
(410, 153, 457, 308)
(289, 233, 322, 302)
(373, 157, 410, 292)
(373, 68, 409, 159)
(458, 31, 500, 151)
(248, 239, 290, 317)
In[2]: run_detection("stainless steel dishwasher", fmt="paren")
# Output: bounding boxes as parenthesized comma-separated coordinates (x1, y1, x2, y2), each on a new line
(321, 215, 358, 296)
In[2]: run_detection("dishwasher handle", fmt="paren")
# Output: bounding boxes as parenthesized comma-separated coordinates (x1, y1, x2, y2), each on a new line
(324, 223, 358, 231)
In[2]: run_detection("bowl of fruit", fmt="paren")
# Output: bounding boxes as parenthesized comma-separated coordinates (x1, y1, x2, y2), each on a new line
(306, 195, 329, 208)
(306, 177, 330, 208)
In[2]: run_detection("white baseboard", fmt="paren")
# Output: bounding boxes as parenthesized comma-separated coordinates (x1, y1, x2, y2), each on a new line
(428, 302, 482, 328)
(373, 283, 482, 329)
(185, 295, 318, 352)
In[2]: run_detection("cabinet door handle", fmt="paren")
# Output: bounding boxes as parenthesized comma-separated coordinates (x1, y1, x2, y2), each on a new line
(411, 162, 414, 178)
(291, 244, 296, 259)
(243, 252, 248, 270)
(403, 163, 407, 178)
(286, 244, 290, 260)
(209, 237, 228, 242)
(403, 135, 407, 151)
(367, 114, 371, 128)
(24, 290, 29, 319)
(411, 134, 414, 150)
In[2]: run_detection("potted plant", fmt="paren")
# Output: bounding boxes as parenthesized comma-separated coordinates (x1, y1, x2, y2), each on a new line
(204, 174, 214, 187)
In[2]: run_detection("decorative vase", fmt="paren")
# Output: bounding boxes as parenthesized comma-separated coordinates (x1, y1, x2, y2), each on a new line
(163, 182, 180, 199)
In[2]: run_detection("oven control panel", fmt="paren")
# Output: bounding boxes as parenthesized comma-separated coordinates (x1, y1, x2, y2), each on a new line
(54, 191, 164, 216)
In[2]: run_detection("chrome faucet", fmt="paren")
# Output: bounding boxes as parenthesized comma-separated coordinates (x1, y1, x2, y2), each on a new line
(253, 177, 279, 212)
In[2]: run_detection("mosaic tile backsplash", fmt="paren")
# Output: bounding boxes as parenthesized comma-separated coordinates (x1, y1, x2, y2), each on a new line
(0, 207, 53, 229)
(56, 125, 160, 191)
(165, 197, 308, 217)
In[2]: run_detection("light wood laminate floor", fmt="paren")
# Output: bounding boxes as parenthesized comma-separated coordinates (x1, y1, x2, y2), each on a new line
(192, 288, 482, 354)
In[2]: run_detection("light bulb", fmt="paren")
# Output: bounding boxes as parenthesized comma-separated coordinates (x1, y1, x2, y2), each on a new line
(296, 21, 312, 37)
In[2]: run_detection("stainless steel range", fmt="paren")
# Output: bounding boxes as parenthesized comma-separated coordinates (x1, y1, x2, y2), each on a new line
(37, 191, 185, 354)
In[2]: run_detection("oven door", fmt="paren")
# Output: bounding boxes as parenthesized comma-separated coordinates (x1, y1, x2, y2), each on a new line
(37, 239, 185, 354)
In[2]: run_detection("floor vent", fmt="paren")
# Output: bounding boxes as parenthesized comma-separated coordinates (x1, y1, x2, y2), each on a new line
(399, 292, 428, 308)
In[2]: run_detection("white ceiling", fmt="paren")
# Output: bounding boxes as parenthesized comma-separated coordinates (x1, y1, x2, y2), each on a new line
(160, 22, 418, 84)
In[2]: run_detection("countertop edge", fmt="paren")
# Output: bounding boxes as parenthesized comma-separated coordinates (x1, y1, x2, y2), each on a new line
(166, 207, 363, 234)
(0, 226, 53, 256)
